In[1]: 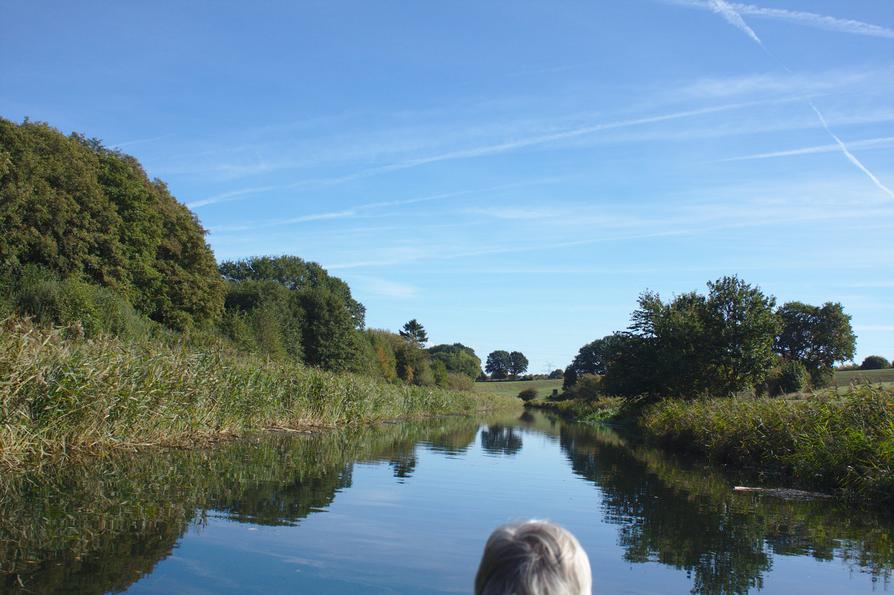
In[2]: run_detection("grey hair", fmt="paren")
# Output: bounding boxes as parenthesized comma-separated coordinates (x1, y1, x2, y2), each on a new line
(474, 520, 592, 595)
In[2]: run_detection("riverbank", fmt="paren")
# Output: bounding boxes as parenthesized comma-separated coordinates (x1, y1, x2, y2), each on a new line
(529, 384, 894, 504)
(0, 318, 518, 469)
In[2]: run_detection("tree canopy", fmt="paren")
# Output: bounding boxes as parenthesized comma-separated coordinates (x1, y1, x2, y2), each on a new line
(485, 350, 512, 379)
(509, 351, 529, 377)
(0, 118, 224, 329)
(428, 343, 482, 379)
(775, 301, 855, 385)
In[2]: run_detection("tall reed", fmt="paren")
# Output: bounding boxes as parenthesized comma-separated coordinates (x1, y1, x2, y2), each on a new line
(0, 317, 516, 468)
(641, 385, 894, 502)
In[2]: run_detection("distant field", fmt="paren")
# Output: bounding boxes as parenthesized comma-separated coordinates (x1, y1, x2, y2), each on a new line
(474, 378, 563, 399)
(474, 369, 893, 400)
(834, 368, 894, 387)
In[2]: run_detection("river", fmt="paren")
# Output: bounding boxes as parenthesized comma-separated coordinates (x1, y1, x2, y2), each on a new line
(1, 411, 891, 594)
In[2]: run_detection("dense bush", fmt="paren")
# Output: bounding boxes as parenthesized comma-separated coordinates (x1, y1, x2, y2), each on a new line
(765, 359, 809, 396)
(861, 355, 890, 370)
(570, 374, 603, 401)
(517, 388, 538, 402)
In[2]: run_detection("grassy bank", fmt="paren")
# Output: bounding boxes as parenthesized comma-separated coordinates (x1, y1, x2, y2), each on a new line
(474, 378, 562, 400)
(640, 385, 894, 503)
(0, 318, 518, 468)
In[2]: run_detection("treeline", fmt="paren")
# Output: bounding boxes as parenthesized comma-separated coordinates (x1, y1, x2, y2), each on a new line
(0, 118, 481, 390)
(563, 276, 856, 399)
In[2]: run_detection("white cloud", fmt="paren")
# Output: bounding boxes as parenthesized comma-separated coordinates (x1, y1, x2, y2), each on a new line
(353, 276, 420, 299)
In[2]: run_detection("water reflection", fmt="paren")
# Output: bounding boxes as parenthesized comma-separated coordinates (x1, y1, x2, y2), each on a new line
(560, 423, 894, 593)
(1, 412, 891, 594)
(480, 425, 524, 456)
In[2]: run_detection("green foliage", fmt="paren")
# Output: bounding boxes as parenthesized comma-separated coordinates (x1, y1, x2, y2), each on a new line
(219, 255, 365, 329)
(517, 387, 538, 402)
(562, 365, 578, 390)
(508, 351, 528, 377)
(432, 359, 449, 387)
(600, 276, 779, 398)
(0, 118, 224, 329)
(428, 343, 482, 379)
(861, 355, 890, 370)
(399, 318, 428, 346)
(548, 368, 563, 380)
(570, 373, 603, 401)
(485, 350, 512, 379)
(296, 288, 358, 372)
(765, 359, 809, 395)
(221, 279, 304, 361)
(775, 301, 856, 386)
(10, 266, 151, 339)
(642, 385, 894, 502)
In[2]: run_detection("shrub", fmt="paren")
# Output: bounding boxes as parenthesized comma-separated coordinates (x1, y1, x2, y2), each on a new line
(518, 388, 538, 402)
(446, 373, 474, 392)
(766, 359, 809, 395)
(861, 355, 890, 370)
(571, 374, 604, 401)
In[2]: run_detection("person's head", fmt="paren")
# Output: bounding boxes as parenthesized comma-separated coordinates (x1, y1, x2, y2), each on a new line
(474, 520, 592, 595)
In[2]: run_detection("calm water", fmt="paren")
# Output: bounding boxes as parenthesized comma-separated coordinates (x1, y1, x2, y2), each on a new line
(2, 412, 892, 594)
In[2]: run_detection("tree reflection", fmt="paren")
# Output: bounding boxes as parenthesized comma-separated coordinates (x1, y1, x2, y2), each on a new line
(480, 424, 523, 456)
(559, 423, 894, 594)
(0, 416, 479, 593)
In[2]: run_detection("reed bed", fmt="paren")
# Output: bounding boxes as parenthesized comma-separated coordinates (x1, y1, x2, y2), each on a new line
(641, 384, 894, 502)
(0, 318, 516, 468)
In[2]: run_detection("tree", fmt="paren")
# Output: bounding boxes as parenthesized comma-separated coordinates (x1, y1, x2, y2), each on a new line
(296, 288, 358, 372)
(861, 355, 890, 370)
(695, 277, 779, 395)
(509, 351, 529, 377)
(0, 118, 224, 330)
(601, 277, 778, 398)
(485, 350, 512, 379)
(775, 301, 856, 386)
(548, 368, 564, 380)
(399, 319, 428, 347)
(428, 343, 482, 379)
(567, 335, 626, 385)
(219, 255, 365, 329)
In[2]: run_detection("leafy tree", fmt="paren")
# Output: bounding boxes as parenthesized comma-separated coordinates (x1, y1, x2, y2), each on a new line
(861, 355, 890, 370)
(428, 343, 482, 379)
(548, 368, 564, 380)
(219, 255, 365, 329)
(775, 301, 856, 386)
(399, 319, 428, 347)
(570, 374, 603, 401)
(766, 359, 809, 395)
(485, 350, 512, 379)
(509, 351, 529, 377)
(602, 277, 778, 397)
(567, 335, 626, 385)
(296, 288, 357, 372)
(698, 276, 779, 395)
(0, 118, 224, 329)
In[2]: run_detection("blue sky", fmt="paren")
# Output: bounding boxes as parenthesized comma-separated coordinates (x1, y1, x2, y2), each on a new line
(2, 0, 892, 370)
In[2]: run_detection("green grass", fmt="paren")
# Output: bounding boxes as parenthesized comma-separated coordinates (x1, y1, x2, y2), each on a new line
(473, 378, 563, 400)
(0, 317, 519, 468)
(641, 384, 894, 503)
(834, 368, 894, 387)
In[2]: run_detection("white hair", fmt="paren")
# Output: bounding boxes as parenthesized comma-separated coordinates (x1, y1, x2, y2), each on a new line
(474, 520, 592, 595)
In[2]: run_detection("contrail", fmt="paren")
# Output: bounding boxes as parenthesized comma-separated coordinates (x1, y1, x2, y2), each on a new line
(709, 0, 763, 46)
(807, 101, 894, 199)
(707, 0, 894, 200)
